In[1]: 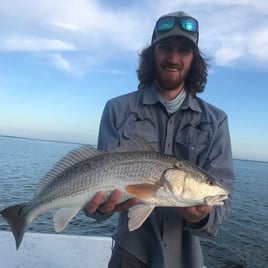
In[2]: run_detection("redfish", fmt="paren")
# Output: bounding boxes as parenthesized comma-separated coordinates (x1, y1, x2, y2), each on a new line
(1, 138, 228, 249)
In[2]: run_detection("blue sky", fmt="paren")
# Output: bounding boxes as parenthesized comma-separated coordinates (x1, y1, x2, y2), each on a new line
(0, 0, 268, 162)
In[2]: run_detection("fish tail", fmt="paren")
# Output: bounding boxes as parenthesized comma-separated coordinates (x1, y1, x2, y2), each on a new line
(1, 204, 29, 250)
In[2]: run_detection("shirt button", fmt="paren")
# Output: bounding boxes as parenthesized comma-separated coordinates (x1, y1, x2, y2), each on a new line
(190, 145, 196, 150)
(163, 242, 167, 247)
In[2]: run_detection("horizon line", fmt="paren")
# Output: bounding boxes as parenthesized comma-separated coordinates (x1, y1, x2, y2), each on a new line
(1, 134, 267, 164)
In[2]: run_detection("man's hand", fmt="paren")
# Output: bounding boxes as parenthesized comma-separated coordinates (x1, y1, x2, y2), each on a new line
(84, 189, 140, 215)
(175, 205, 212, 223)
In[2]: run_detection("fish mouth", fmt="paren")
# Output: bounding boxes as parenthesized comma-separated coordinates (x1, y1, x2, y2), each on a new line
(205, 195, 228, 206)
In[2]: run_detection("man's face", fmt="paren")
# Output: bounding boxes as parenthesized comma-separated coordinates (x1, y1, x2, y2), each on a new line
(154, 37, 194, 92)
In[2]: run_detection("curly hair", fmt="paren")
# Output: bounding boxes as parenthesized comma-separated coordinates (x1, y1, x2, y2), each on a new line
(136, 45, 209, 95)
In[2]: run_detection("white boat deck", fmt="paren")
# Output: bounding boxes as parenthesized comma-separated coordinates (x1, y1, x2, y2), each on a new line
(0, 231, 112, 268)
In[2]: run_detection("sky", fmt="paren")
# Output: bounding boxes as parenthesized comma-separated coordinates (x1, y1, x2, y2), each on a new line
(0, 0, 268, 162)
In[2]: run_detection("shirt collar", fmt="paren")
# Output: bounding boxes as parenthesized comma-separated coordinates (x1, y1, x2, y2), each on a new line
(142, 84, 160, 105)
(142, 84, 203, 113)
(181, 94, 203, 113)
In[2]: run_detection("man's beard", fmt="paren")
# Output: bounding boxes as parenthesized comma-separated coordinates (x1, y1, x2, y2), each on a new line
(155, 73, 187, 91)
(154, 61, 191, 91)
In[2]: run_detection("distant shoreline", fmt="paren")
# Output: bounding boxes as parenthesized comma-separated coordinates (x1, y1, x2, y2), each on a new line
(232, 158, 268, 164)
(1, 134, 267, 164)
(0, 134, 84, 146)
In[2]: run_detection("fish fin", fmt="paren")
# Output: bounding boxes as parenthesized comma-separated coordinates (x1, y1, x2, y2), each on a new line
(125, 183, 160, 198)
(114, 136, 155, 153)
(128, 205, 154, 231)
(1, 204, 29, 250)
(35, 145, 103, 195)
(53, 207, 81, 232)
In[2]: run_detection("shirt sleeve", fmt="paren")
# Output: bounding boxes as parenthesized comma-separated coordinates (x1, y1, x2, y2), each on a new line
(97, 101, 120, 151)
(186, 114, 235, 236)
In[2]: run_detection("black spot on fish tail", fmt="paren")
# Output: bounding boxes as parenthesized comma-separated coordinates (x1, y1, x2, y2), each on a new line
(0, 204, 28, 250)
(18, 206, 23, 216)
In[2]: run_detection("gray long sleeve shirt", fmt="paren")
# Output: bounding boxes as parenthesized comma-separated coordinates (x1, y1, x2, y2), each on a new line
(97, 84, 235, 268)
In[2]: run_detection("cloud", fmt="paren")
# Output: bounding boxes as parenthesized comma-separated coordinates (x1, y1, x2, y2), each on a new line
(36, 52, 114, 76)
(0, 0, 268, 73)
(248, 27, 268, 61)
(0, 36, 76, 51)
(37, 53, 90, 75)
(194, 2, 268, 68)
(213, 35, 244, 66)
(51, 53, 72, 72)
(50, 21, 80, 31)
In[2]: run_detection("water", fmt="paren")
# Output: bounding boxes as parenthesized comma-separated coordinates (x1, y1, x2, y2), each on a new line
(0, 136, 267, 267)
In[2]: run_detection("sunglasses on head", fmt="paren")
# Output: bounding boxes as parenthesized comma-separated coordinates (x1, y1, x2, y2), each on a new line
(156, 16, 198, 33)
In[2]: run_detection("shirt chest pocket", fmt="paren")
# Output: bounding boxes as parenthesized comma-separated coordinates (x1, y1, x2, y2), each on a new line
(119, 116, 159, 151)
(174, 122, 215, 165)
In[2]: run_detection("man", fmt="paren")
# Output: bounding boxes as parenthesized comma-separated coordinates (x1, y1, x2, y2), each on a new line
(85, 11, 235, 268)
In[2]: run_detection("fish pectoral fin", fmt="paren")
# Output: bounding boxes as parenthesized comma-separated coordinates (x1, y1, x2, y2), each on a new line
(128, 205, 154, 231)
(53, 207, 80, 233)
(125, 183, 160, 198)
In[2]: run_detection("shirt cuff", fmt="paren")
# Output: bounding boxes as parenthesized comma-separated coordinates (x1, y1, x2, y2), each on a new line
(184, 208, 219, 236)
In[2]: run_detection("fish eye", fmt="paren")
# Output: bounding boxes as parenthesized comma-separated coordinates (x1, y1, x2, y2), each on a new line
(207, 180, 214, 186)
(175, 162, 183, 169)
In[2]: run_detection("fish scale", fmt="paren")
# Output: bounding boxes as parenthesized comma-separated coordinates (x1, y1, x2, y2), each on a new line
(20, 152, 175, 222)
(0, 138, 228, 249)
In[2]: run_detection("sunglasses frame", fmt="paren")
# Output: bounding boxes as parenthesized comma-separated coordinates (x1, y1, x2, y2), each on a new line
(156, 16, 199, 34)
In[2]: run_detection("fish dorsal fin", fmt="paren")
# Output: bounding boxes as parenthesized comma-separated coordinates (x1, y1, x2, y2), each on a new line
(115, 136, 155, 153)
(35, 145, 103, 195)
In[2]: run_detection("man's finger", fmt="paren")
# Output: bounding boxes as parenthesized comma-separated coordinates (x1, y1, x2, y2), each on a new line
(114, 198, 141, 212)
(99, 189, 122, 213)
(85, 191, 105, 214)
(195, 205, 212, 214)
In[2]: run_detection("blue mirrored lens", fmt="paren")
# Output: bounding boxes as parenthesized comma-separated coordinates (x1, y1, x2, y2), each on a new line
(157, 17, 176, 31)
(180, 18, 198, 32)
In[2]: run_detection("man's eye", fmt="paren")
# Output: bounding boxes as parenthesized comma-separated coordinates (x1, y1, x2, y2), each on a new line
(179, 47, 192, 54)
(159, 45, 169, 50)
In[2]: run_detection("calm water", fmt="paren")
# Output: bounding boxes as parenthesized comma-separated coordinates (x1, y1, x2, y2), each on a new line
(0, 136, 267, 267)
